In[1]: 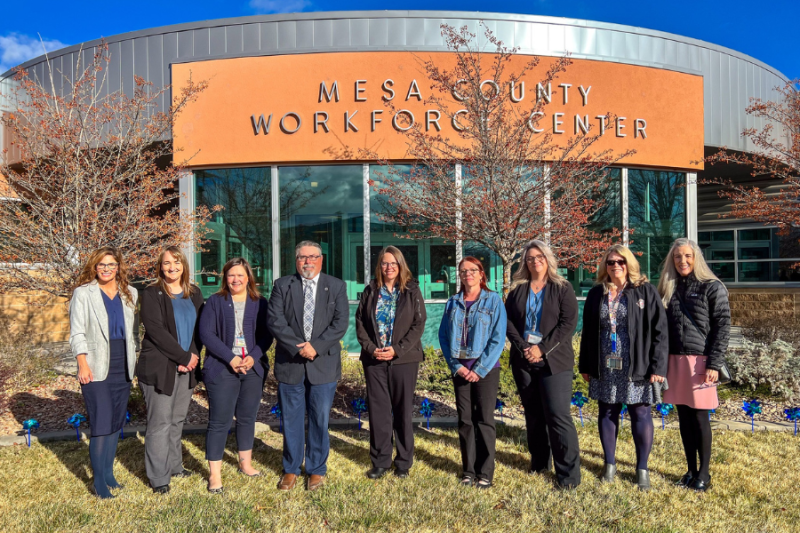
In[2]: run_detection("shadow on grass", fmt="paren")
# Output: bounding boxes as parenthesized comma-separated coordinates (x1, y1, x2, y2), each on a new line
(415, 425, 531, 475)
(41, 440, 94, 494)
(329, 431, 371, 474)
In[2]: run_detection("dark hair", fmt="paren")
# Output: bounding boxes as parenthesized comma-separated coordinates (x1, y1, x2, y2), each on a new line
(217, 257, 260, 300)
(458, 256, 491, 294)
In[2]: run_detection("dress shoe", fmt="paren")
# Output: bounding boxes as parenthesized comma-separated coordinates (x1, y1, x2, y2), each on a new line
(475, 478, 493, 490)
(676, 471, 694, 487)
(278, 473, 298, 491)
(394, 469, 409, 479)
(688, 476, 711, 492)
(152, 485, 170, 495)
(172, 469, 195, 479)
(459, 475, 474, 487)
(307, 474, 326, 491)
(207, 483, 224, 494)
(238, 469, 262, 478)
(636, 469, 651, 491)
(366, 467, 388, 479)
(600, 463, 617, 483)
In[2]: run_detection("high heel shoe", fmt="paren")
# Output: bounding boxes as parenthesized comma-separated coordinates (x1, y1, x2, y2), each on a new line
(600, 463, 616, 483)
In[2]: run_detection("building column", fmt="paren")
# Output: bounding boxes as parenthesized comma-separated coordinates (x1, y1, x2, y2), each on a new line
(686, 171, 698, 242)
(271, 165, 280, 282)
(621, 167, 629, 246)
(178, 169, 196, 282)
(363, 163, 371, 285)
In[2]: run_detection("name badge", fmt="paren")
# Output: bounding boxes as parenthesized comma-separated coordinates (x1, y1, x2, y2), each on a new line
(234, 334, 246, 348)
(458, 349, 474, 359)
(526, 333, 543, 345)
(606, 356, 623, 370)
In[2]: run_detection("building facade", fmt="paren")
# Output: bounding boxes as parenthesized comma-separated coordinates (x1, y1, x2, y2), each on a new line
(0, 11, 793, 345)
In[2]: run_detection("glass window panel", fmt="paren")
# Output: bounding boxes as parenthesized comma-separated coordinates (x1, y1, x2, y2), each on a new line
(777, 229, 800, 259)
(279, 165, 363, 300)
(628, 169, 686, 283)
(370, 165, 457, 300)
(738, 228, 771, 241)
(712, 231, 734, 242)
(195, 168, 272, 298)
(709, 249, 735, 261)
(708, 262, 735, 282)
(697, 231, 710, 243)
(736, 261, 800, 282)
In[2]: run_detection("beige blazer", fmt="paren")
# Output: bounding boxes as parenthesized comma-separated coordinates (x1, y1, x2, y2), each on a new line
(69, 280, 139, 381)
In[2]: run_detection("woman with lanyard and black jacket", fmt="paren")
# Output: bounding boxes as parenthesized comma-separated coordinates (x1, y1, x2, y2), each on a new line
(505, 240, 581, 489)
(355, 246, 426, 480)
(657, 238, 730, 492)
(579, 244, 668, 491)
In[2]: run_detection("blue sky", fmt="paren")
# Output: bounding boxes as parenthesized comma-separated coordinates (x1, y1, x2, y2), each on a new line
(1, 0, 797, 79)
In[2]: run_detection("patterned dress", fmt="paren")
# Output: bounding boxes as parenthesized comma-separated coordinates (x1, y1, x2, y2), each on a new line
(588, 294, 655, 405)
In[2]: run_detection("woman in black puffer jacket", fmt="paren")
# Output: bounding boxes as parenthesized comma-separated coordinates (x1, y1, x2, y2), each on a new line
(657, 238, 730, 493)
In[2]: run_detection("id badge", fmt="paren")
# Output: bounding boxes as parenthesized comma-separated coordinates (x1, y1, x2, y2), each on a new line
(606, 356, 623, 370)
(234, 334, 246, 348)
(526, 333, 543, 345)
(458, 349, 470, 359)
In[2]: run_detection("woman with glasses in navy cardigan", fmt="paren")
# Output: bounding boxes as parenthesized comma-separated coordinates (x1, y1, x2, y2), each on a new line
(199, 257, 273, 494)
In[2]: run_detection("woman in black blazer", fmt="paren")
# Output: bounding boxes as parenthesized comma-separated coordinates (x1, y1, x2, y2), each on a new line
(505, 240, 580, 489)
(355, 246, 427, 480)
(136, 246, 204, 494)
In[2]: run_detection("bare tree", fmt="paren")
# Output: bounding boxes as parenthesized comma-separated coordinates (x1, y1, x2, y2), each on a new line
(0, 42, 216, 298)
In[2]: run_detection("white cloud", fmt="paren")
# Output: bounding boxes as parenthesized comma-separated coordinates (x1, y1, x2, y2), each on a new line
(249, 0, 312, 14)
(0, 33, 67, 74)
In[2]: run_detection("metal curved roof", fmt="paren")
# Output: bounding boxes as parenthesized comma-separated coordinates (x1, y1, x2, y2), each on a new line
(1, 10, 790, 152)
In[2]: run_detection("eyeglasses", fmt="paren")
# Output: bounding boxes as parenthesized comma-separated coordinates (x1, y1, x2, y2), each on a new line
(525, 255, 546, 264)
(96, 263, 119, 271)
(297, 255, 322, 262)
(381, 262, 399, 268)
(606, 259, 626, 267)
(459, 269, 480, 276)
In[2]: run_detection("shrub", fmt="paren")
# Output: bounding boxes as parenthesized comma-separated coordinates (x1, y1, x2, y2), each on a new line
(726, 339, 800, 400)
(0, 316, 60, 394)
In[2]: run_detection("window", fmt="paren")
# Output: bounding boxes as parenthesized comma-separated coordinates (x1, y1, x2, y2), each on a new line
(195, 168, 273, 298)
(279, 165, 363, 299)
(699, 228, 800, 283)
(628, 169, 686, 283)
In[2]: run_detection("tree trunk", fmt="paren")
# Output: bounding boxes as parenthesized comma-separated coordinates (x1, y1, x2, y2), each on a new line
(501, 257, 513, 301)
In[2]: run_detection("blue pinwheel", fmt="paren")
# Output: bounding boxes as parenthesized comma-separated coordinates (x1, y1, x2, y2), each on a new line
(270, 403, 283, 433)
(655, 403, 674, 430)
(571, 392, 589, 427)
(620, 404, 628, 428)
(351, 397, 368, 430)
(742, 399, 762, 433)
(22, 419, 39, 448)
(120, 411, 131, 439)
(495, 399, 506, 424)
(420, 398, 435, 430)
(68, 414, 86, 441)
(785, 407, 800, 436)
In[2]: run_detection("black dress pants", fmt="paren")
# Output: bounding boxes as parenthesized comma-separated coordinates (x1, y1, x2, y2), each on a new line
(453, 367, 501, 482)
(512, 360, 581, 486)
(364, 361, 419, 470)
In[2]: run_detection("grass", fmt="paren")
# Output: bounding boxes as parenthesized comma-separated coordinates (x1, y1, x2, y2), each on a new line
(2, 423, 799, 532)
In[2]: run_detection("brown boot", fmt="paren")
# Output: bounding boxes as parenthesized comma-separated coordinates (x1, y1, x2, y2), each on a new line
(278, 473, 297, 491)
(307, 474, 326, 491)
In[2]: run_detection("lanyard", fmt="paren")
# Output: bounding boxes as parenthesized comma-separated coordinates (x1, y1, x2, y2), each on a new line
(607, 283, 626, 353)
(462, 302, 475, 346)
(528, 288, 544, 333)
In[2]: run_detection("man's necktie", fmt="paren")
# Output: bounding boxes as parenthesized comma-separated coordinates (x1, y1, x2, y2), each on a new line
(303, 279, 315, 342)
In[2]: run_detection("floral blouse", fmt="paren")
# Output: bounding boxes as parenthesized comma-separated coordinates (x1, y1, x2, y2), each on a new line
(375, 284, 399, 348)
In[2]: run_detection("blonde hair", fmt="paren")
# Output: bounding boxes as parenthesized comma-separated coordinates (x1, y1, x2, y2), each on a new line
(72, 246, 134, 306)
(596, 245, 648, 293)
(657, 238, 725, 307)
(151, 246, 197, 299)
(374, 246, 413, 292)
(511, 240, 568, 289)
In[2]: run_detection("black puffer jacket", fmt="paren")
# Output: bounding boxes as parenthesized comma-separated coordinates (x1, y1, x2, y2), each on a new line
(665, 273, 731, 370)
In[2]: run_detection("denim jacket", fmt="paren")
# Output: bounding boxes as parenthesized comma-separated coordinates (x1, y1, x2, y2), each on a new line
(438, 289, 507, 379)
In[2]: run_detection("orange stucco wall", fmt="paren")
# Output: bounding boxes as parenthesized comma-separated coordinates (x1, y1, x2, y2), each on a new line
(173, 52, 704, 170)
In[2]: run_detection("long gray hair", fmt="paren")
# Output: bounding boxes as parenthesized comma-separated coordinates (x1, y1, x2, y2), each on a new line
(511, 240, 568, 289)
(657, 238, 725, 307)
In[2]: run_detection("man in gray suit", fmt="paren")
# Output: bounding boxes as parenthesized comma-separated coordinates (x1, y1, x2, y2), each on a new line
(268, 240, 349, 491)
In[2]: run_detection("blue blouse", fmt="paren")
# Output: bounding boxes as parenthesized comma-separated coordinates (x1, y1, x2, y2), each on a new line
(525, 286, 546, 338)
(171, 292, 197, 352)
(101, 290, 126, 340)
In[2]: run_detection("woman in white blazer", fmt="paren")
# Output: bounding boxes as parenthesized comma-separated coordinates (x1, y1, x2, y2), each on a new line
(69, 246, 138, 499)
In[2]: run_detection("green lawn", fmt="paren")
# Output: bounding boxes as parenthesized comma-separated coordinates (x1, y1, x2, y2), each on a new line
(2, 423, 797, 532)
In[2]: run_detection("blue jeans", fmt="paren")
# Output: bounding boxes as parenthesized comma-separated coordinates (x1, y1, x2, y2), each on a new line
(278, 377, 337, 476)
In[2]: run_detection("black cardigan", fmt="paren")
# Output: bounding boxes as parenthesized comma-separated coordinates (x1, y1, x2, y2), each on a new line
(135, 284, 205, 395)
(578, 282, 668, 382)
(505, 280, 579, 375)
(355, 280, 427, 365)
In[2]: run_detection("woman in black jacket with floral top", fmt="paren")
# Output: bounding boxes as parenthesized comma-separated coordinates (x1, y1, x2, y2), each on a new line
(657, 238, 730, 493)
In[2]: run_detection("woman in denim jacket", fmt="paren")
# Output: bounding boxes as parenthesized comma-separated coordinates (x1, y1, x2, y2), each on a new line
(439, 256, 507, 489)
